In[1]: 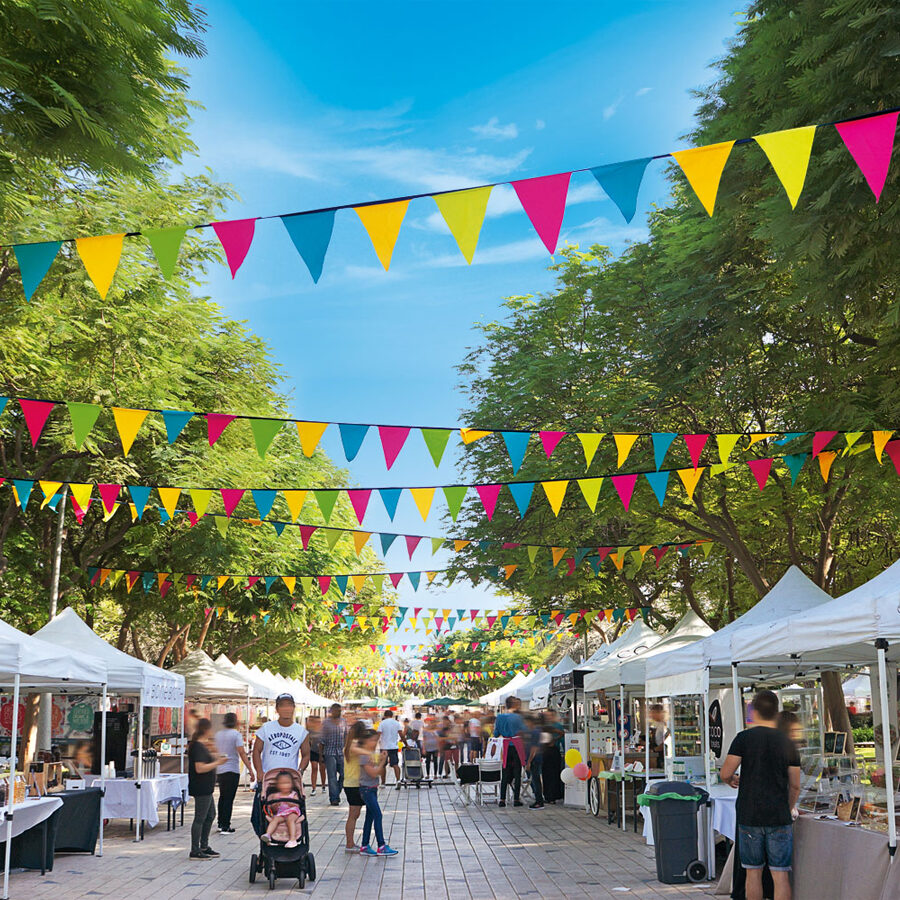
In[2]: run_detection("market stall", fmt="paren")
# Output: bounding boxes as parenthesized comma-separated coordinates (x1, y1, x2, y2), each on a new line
(34, 608, 185, 845)
(0, 616, 107, 900)
(479, 671, 528, 706)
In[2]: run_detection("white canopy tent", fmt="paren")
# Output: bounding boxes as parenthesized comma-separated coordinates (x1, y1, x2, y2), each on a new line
(0, 618, 108, 900)
(728, 558, 900, 855)
(518, 655, 576, 706)
(580, 619, 666, 691)
(35, 608, 185, 850)
(503, 667, 546, 705)
(170, 650, 254, 701)
(215, 655, 277, 700)
(578, 621, 661, 672)
(480, 671, 528, 705)
(843, 672, 872, 701)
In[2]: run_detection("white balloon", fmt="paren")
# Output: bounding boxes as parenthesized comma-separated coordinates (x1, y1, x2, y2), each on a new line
(560, 767, 576, 785)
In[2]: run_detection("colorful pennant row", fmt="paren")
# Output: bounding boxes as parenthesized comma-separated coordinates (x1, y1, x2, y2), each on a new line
(7, 109, 898, 300)
(310, 660, 534, 672)
(12, 438, 898, 528)
(3, 395, 893, 474)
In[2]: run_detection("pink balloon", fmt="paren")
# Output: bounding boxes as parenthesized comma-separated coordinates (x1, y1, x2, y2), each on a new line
(573, 762, 590, 780)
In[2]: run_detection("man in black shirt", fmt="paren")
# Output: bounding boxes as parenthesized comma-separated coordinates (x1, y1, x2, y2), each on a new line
(720, 690, 801, 900)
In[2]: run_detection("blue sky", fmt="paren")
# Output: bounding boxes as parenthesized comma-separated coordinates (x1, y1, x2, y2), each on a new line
(182, 1, 742, 650)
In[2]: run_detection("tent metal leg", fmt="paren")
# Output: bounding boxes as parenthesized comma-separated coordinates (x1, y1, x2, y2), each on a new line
(99, 684, 107, 857)
(876, 641, 896, 857)
(2, 674, 21, 900)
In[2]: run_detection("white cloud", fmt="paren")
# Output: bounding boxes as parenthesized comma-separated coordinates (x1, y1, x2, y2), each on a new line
(470, 116, 519, 140)
(635, 87, 652, 97)
(603, 96, 625, 120)
(535, 119, 546, 130)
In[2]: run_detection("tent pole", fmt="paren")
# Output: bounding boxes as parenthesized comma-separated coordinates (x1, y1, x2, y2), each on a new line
(2, 674, 21, 900)
(876, 641, 896, 858)
(619, 684, 626, 831)
(644, 695, 650, 779)
(134, 699, 143, 842)
(180, 701, 185, 774)
(703, 687, 714, 878)
(731, 664, 742, 733)
(98, 683, 107, 857)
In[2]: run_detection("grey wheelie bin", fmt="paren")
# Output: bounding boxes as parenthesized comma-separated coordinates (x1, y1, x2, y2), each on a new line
(640, 781, 710, 884)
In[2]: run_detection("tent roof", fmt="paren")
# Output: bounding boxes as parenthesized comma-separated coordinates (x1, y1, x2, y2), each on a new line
(579, 619, 660, 672)
(645, 566, 831, 692)
(35, 607, 183, 705)
(479, 671, 528, 704)
(171, 650, 253, 700)
(214, 654, 276, 699)
(0, 616, 107, 687)
(516, 656, 576, 701)
(843, 673, 871, 699)
(584, 611, 711, 693)
(730, 558, 900, 674)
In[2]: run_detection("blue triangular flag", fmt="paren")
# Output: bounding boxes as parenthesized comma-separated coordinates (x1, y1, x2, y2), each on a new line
(339, 423, 369, 461)
(782, 453, 807, 485)
(508, 481, 535, 517)
(380, 532, 398, 554)
(335, 575, 349, 595)
(574, 547, 591, 567)
(46, 493, 62, 511)
(335, 602, 347, 614)
(500, 615, 510, 629)
(651, 433, 677, 470)
(161, 410, 194, 443)
(379, 489, 401, 520)
(200, 575, 214, 591)
(14, 241, 62, 301)
(774, 432, 807, 446)
(398, 606, 408, 619)
(264, 576, 277, 594)
(13, 479, 33, 511)
(478, 540, 494, 551)
(281, 211, 335, 283)
(128, 485, 152, 520)
(0, 399, 8, 418)
(447, 617, 456, 629)
(645, 470, 670, 506)
(501, 432, 530, 474)
(408, 571, 421, 591)
(141, 571, 155, 594)
(590, 158, 652, 223)
(158, 506, 171, 523)
(251, 489, 277, 519)
(588, 557, 602, 575)
(272, 521, 286, 536)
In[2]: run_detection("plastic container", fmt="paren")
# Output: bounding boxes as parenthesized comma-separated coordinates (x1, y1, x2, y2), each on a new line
(641, 780, 709, 884)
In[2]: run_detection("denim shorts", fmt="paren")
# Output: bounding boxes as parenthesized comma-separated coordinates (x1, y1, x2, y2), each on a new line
(738, 824, 793, 871)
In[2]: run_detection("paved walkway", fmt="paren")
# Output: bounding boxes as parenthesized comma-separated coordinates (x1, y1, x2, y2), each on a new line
(7, 781, 718, 899)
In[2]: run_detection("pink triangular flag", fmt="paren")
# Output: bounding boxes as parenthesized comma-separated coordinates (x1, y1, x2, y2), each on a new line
(611, 473, 638, 511)
(884, 440, 900, 477)
(97, 483, 121, 514)
(347, 489, 371, 524)
(207, 414, 236, 446)
(746, 458, 773, 491)
(835, 112, 899, 202)
(651, 546, 668, 568)
(511, 173, 572, 253)
(187, 511, 198, 527)
(160, 581, 172, 599)
(212, 218, 257, 277)
(539, 430, 566, 458)
(597, 547, 612, 561)
(220, 488, 245, 516)
(378, 426, 410, 469)
(71, 496, 92, 524)
(299, 525, 317, 549)
(389, 572, 404, 588)
(405, 535, 422, 559)
(812, 430, 838, 457)
(486, 615, 497, 628)
(18, 399, 55, 447)
(318, 575, 331, 595)
(683, 433, 710, 469)
(247, 575, 260, 590)
(475, 484, 502, 521)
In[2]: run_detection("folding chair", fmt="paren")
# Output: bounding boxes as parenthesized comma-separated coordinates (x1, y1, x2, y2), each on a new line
(454, 763, 479, 806)
(476, 757, 502, 805)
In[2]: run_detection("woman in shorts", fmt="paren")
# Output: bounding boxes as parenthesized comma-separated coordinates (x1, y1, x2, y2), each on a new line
(341, 721, 367, 852)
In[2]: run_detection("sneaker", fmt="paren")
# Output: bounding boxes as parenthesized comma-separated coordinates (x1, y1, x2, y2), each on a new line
(395, 783, 401, 791)
(310, 788, 316, 796)
(285, 839, 297, 849)
(217, 826, 235, 834)
(330, 800, 341, 806)
(200, 847, 220, 857)
(359, 845, 378, 857)
(377, 845, 399, 856)
(344, 844, 361, 853)
(529, 802, 545, 810)
(498, 801, 506, 808)
(260, 834, 272, 844)
(513, 801, 523, 807)
(189, 851, 211, 860)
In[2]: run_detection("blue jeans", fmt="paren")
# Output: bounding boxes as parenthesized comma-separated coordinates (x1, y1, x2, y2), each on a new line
(360, 786, 384, 848)
(324, 753, 344, 804)
(738, 824, 793, 871)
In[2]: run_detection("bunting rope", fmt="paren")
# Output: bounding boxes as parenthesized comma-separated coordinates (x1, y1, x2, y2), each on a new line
(5, 107, 898, 300)
(1, 395, 893, 474)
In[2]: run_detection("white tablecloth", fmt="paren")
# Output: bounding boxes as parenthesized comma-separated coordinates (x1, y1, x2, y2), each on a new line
(85, 774, 188, 828)
(0, 796, 63, 842)
(641, 782, 738, 845)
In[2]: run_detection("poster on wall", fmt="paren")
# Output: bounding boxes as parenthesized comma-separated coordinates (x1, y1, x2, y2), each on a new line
(0, 696, 96, 740)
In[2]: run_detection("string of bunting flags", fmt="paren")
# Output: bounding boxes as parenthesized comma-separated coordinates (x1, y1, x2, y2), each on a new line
(0, 395, 896, 474)
(5, 108, 897, 300)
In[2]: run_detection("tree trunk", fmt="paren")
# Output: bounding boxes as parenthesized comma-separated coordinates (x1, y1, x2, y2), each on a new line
(821, 670, 854, 753)
(196, 609, 214, 651)
(156, 624, 190, 667)
(20, 694, 40, 768)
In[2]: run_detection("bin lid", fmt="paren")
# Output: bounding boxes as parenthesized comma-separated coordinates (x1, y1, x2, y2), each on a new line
(638, 781, 709, 806)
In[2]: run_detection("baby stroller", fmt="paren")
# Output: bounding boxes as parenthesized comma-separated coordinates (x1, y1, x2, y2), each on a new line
(249, 768, 317, 890)
(399, 744, 432, 789)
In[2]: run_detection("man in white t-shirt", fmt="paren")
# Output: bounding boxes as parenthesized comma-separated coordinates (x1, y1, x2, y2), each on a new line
(468, 714, 483, 760)
(252, 693, 310, 781)
(378, 710, 403, 789)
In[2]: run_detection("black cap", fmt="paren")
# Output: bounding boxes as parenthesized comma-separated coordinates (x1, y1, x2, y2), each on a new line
(275, 693, 295, 705)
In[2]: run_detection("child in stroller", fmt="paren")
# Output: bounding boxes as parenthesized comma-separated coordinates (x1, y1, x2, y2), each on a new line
(261, 770, 305, 848)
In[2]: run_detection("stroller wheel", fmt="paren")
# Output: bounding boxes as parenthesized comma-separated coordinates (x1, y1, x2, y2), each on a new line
(249, 853, 258, 883)
(268, 868, 277, 890)
(306, 852, 317, 882)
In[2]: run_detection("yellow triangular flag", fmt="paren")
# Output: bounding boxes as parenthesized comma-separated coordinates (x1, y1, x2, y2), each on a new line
(190, 489, 212, 518)
(873, 431, 894, 463)
(611, 552, 625, 571)
(677, 466, 705, 502)
(844, 432, 864, 451)
(715, 434, 741, 464)
(818, 451, 837, 482)
(352, 531, 371, 555)
(102, 501, 118, 522)
(69, 483, 92, 511)
(158, 487, 181, 519)
(577, 477, 603, 512)
(426, 571, 438, 584)
(282, 576, 296, 595)
(283, 490, 307, 521)
(671, 141, 736, 216)
(541, 480, 568, 516)
(351, 574, 368, 592)
(39, 481, 63, 509)
(217, 575, 229, 591)
(551, 547, 567, 567)
(460, 428, 491, 444)
(753, 126, 816, 208)
(433, 186, 492, 263)
(112, 407, 149, 456)
(76, 233, 125, 299)
(613, 433, 639, 468)
(354, 200, 409, 270)
(296, 422, 328, 457)
(747, 433, 774, 448)
(409, 487, 436, 521)
(576, 432, 605, 468)
(453, 540, 471, 552)
(710, 462, 735, 477)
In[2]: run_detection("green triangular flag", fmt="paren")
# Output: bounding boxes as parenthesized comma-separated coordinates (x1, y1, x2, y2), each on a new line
(324, 528, 343, 551)
(421, 428, 452, 467)
(67, 402, 102, 449)
(443, 486, 467, 522)
(144, 226, 189, 279)
(300, 576, 314, 595)
(431, 537, 445, 554)
(527, 546, 539, 564)
(315, 489, 339, 523)
(370, 573, 385, 593)
(249, 418, 283, 458)
(215, 515, 229, 537)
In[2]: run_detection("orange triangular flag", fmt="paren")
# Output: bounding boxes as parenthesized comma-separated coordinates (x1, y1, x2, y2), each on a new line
(818, 451, 837, 482)
(672, 141, 736, 216)
(352, 531, 371, 555)
(354, 200, 409, 270)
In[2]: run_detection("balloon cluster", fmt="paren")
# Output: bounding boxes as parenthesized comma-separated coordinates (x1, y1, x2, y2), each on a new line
(560, 748, 590, 785)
